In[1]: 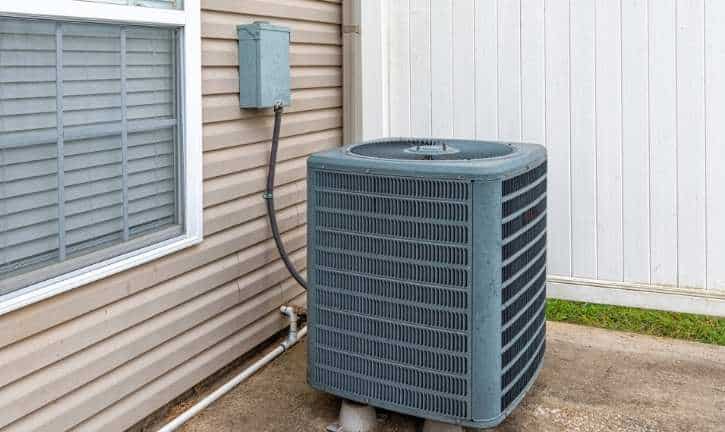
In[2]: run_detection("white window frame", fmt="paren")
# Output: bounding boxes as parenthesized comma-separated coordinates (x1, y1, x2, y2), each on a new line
(0, 0, 203, 315)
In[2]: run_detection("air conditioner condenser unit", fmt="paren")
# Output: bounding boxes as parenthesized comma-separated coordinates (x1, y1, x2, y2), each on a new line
(306, 138, 547, 429)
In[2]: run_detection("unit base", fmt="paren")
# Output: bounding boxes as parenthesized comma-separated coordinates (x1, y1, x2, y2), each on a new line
(309, 357, 544, 430)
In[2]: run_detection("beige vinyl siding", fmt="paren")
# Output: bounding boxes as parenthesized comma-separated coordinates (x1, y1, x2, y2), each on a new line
(0, 0, 342, 430)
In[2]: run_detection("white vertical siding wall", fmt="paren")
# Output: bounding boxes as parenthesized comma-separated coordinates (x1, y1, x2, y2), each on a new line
(357, 0, 725, 316)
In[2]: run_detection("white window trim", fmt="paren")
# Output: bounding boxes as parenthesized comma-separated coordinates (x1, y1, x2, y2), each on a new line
(0, 0, 203, 316)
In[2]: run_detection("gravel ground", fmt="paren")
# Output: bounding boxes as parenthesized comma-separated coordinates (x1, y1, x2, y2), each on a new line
(172, 321, 725, 432)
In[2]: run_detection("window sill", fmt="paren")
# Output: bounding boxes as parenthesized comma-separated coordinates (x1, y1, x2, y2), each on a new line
(0, 231, 202, 316)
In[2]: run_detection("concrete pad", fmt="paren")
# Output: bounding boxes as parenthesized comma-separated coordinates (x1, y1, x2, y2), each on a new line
(174, 322, 725, 432)
(422, 420, 464, 432)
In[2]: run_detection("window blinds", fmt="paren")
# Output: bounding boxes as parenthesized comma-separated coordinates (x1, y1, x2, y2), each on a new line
(0, 17, 182, 294)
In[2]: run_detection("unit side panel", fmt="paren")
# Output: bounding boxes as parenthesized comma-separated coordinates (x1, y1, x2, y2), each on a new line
(307, 167, 473, 424)
(499, 161, 548, 415)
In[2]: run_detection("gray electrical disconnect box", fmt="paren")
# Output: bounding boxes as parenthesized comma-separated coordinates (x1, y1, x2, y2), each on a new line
(237, 22, 291, 108)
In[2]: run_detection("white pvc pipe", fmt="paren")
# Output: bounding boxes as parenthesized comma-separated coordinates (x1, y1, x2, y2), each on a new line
(157, 325, 308, 432)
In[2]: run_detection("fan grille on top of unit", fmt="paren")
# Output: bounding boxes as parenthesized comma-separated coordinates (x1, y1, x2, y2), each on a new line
(348, 139, 515, 161)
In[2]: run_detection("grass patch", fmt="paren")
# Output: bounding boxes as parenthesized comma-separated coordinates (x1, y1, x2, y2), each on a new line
(546, 299, 725, 346)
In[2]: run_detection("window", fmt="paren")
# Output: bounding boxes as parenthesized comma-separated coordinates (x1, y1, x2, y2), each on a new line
(0, 1, 201, 314)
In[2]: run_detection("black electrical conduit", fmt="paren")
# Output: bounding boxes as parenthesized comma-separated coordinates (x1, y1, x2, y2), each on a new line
(264, 104, 309, 290)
